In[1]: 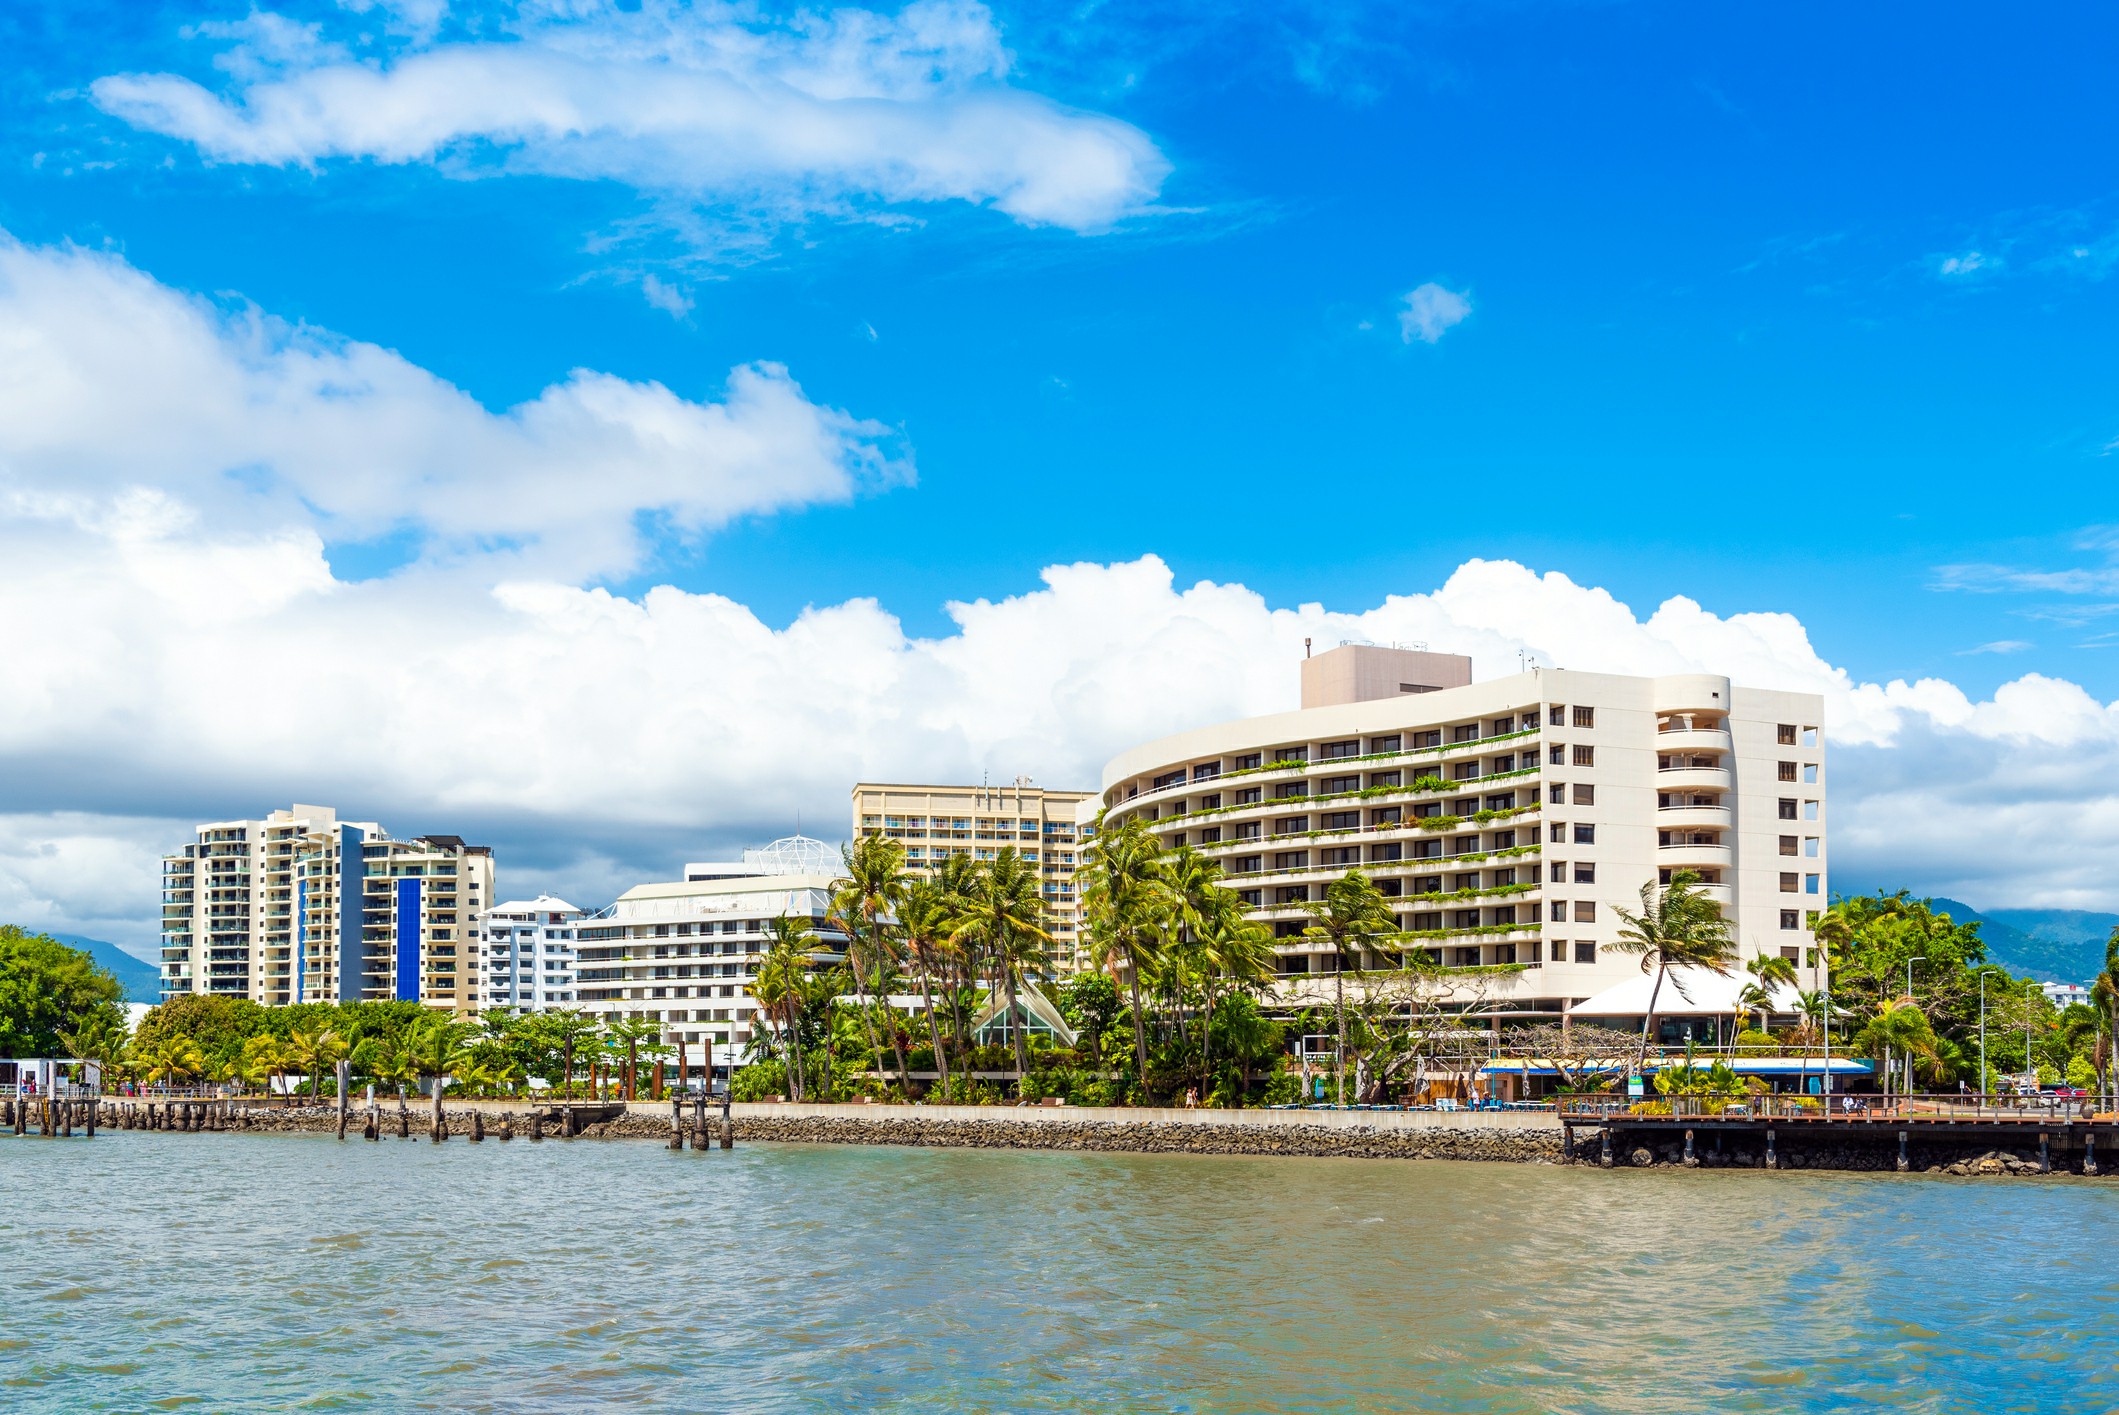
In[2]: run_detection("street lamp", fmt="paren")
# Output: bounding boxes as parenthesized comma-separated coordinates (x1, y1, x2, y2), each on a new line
(1978, 971, 1989, 1113)
(1903, 956, 1925, 1099)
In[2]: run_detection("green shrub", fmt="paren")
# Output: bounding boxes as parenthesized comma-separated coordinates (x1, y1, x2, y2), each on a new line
(1261, 1071, 1302, 1106)
(730, 1060, 788, 1102)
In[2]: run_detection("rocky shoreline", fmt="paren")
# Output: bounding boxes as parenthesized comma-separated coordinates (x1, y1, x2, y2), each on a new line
(75, 1102, 2112, 1177)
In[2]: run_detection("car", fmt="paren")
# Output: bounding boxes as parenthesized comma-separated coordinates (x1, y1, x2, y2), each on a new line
(2046, 1086, 2088, 1099)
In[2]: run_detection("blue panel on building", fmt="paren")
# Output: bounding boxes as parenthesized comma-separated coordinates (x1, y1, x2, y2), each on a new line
(295, 876, 307, 1005)
(394, 877, 422, 1002)
(339, 824, 365, 1003)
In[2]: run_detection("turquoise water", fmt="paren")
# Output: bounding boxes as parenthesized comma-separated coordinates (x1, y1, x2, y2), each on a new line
(3, 1131, 2116, 1412)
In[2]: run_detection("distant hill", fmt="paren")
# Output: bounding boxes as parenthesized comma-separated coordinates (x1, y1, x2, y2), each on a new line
(47, 933, 162, 1004)
(1928, 900, 2115, 985)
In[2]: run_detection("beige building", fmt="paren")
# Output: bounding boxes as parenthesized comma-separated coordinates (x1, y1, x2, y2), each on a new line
(160, 804, 495, 1013)
(851, 779, 1091, 968)
(1093, 645, 1827, 1032)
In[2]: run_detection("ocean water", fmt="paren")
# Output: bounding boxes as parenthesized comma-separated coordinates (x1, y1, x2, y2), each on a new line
(3, 1130, 2116, 1412)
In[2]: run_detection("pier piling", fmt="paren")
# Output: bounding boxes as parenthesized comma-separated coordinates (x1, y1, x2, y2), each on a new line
(470, 1111, 484, 1142)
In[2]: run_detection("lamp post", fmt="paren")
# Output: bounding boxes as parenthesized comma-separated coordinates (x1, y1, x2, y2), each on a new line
(1902, 956, 1924, 1099)
(2026, 980, 2038, 1094)
(1978, 971, 1988, 1115)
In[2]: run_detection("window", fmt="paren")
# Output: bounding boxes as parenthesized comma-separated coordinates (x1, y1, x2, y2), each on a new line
(1548, 783, 1567, 804)
(1804, 837, 1820, 858)
(1274, 782, 1309, 799)
(1492, 830, 1515, 849)
(1780, 873, 1798, 893)
(1549, 862, 1565, 882)
(1320, 739, 1360, 760)
(1777, 835, 1799, 856)
(1803, 727, 1819, 748)
(1802, 764, 1819, 784)
(1413, 802, 1442, 818)
(1452, 724, 1480, 743)
(1153, 769, 1185, 790)
(1574, 864, 1596, 884)
(1371, 843, 1403, 862)
(1412, 839, 1442, 859)
(1236, 787, 1262, 805)
(1274, 851, 1309, 869)
(1370, 807, 1402, 825)
(1803, 800, 1820, 821)
(1780, 946, 1800, 962)
(1279, 816, 1309, 833)
(1780, 910, 1800, 930)
(1778, 799, 1798, 821)
(1234, 822, 1261, 841)
(1323, 846, 1360, 866)
(1491, 754, 1515, 773)
(1777, 724, 1797, 746)
(1199, 827, 1221, 844)
(1199, 793, 1222, 810)
(1549, 705, 1566, 726)
(1572, 941, 1595, 964)
(1412, 730, 1441, 749)
(1804, 874, 1821, 895)
(1233, 753, 1262, 770)
(1778, 761, 1798, 782)
(1548, 823, 1565, 843)
(1323, 811, 1360, 829)
(1276, 886, 1309, 905)
(1369, 734, 1402, 753)
(1192, 763, 1220, 781)
(1369, 771, 1401, 788)
(1573, 824, 1596, 845)
(1575, 903, 1596, 923)
(1321, 775, 1359, 794)
(1492, 717, 1516, 736)
(1572, 706, 1595, 728)
(1234, 855, 1261, 873)
(1549, 745, 1566, 766)
(1572, 745, 1595, 767)
(1573, 784, 1595, 806)
(1171, 833, 1185, 847)
(1238, 889, 1262, 907)
(1551, 900, 1569, 922)
(1452, 761, 1479, 781)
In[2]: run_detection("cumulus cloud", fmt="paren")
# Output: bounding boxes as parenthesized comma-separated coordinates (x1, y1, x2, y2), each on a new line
(1937, 250, 1990, 278)
(0, 235, 906, 580)
(89, 0, 1168, 234)
(1398, 281, 1471, 343)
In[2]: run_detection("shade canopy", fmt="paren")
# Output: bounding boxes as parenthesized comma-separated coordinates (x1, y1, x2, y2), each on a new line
(1570, 966, 1803, 1019)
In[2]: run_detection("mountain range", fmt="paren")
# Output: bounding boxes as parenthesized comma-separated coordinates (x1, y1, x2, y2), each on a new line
(1929, 901, 2118, 986)
(50, 933, 162, 1005)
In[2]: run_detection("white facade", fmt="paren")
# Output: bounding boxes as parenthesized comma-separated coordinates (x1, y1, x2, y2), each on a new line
(574, 837, 849, 1055)
(1092, 654, 1827, 1026)
(479, 895, 585, 1011)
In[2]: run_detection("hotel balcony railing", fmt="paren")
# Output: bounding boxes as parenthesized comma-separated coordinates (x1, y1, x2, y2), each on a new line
(1119, 725, 1545, 810)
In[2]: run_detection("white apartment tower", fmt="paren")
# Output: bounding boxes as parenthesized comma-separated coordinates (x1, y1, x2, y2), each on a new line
(1093, 646, 1827, 1024)
(160, 804, 496, 1012)
(851, 780, 1091, 968)
(479, 895, 585, 1011)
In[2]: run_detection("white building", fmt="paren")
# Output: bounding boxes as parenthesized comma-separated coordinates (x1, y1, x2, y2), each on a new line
(2042, 981, 2093, 1009)
(574, 836, 849, 1077)
(478, 895, 585, 1011)
(160, 804, 495, 1013)
(1091, 645, 1828, 1037)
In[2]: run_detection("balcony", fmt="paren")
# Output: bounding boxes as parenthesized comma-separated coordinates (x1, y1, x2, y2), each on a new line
(1656, 804, 1732, 830)
(1657, 842, 1733, 871)
(1656, 765, 1731, 791)
(1654, 727, 1732, 753)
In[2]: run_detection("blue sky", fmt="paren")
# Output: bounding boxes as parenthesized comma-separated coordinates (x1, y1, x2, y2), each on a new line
(2, 0, 2118, 948)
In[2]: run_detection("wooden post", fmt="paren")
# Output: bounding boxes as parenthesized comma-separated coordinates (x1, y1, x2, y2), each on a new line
(85, 1098, 97, 1138)
(335, 1061, 350, 1142)
(396, 1098, 409, 1139)
(669, 1096, 683, 1150)
(2086, 1132, 2099, 1176)
(470, 1110, 485, 1143)
(498, 1115, 513, 1141)
(2040, 1132, 2051, 1174)
(528, 1111, 544, 1141)
(693, 1095, 708, 1151)
(1599, 1126, 1612, 1167)
(720, 1088, 733, 1150)
(1896, 1130, 1909, 1172)
(363, 1106, 378, 1142)
(1683, 1128, 1696, 1165)
(1765, 1128, 1777, 1170)
(59, 1100, 73, 1138)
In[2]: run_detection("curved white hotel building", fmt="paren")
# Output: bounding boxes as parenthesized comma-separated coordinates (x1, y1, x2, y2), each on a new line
(1093, 645, 1827, 1024)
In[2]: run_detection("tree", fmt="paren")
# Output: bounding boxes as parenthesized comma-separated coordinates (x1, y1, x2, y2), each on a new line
(239, 1034, 286, 1097)
(1608, 871, 1738, 1068)
(946, 848, 1053, 1085)
(0, 927, 125, 1058)
(132, 994, 270, 1075)
(831, 834, 911, 1091)
(2095, 928, 2119, 1110)
(897, 877, 957, 1095)
(1079, 812, 1172, 1095)
(754, 914, 827, 1099)
(1512, 1023, 1640, 1095)
(1299, 871, 1403, 1106)
(1735, 954, 1799, 1044)
(146, 1035, 206, 1089)
(284, 1027, 349, 1103)
(405, 1015, 478, 1134)
(535, 1009, 602, 1100)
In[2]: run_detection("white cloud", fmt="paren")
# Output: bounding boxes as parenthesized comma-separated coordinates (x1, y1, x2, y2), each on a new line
(1938, 250, 1990, 277)
(0, 235, 906, 580)
(640, 272, 695, 318)
(1959, 640, 2033, 655)
(89, 0, 1168, 235)
(1398, 281, 1471, 344)
(8, 238, 2119, 957)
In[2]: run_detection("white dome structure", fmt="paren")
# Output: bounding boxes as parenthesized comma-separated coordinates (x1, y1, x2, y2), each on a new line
(741, 835, 843, 877)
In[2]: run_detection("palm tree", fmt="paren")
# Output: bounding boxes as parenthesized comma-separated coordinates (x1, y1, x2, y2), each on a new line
(1734, 954, 1799, 1047)
(143, 1035, 204, 1091)
(1608, 870, 1739, 1069)
(601, 1016, 659, 1102)
(755, 914, 827, 1100)
(538, 1008, 602, 1101)
(947, 848, 1054, 1086)
(832, 834, 911, 1093)
(239, 1034, 286, 1100)
(1857, 999, 1945, 1101)
(1301, 871, 1402, 1106)
(405, 1015, 478, 1135)
(897, 877, 956, 1095)
(2095, 927, 2119, 1111)
(1165, 848, 1274, 1095)
(1079, 812, 1172, 1095)
(283, 1027, 350, 1103)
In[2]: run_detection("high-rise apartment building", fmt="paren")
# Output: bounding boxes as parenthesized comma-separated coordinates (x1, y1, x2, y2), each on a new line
(573, 836, 849, 1075)
(1093, 646, 1827, 1024)
(159, 804, 495, 1012)
(851, 780, 1091, 968)
(478, 895, 585, 1011)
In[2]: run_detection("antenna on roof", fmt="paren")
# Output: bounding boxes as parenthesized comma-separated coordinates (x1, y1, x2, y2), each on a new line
(1304, 637, 1311, 658)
